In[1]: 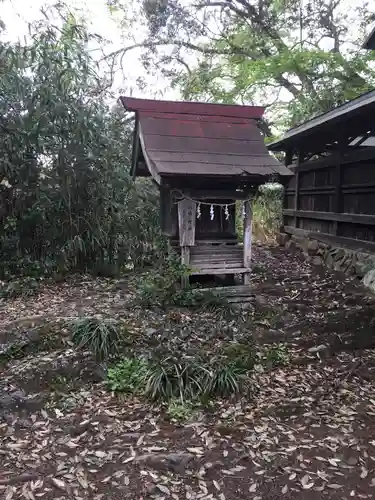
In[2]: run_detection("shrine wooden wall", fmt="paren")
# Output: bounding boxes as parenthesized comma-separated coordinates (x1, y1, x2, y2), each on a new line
(283, 147, 375, 252)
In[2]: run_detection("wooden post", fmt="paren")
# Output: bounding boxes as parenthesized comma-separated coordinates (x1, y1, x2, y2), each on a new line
(180, 247, 190, 288)
(243, 199, 252, 285)
(294, 151, 304, 228)
(177, 199, 196, 288)
(333, 141, 344, 235)
(283, 150, 293, 231)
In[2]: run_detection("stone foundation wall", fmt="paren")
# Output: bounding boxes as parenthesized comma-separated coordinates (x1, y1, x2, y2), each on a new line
(277, 232, 375, 293)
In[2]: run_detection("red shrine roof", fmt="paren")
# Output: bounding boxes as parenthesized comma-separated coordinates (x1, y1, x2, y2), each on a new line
(119, 97, 293, 183)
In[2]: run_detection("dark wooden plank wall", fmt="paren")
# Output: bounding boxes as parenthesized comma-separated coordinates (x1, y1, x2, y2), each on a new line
(283, 148, 375, 248)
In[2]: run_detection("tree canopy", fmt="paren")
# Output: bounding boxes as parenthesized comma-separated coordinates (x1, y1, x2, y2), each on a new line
(110, 0, 375, 132)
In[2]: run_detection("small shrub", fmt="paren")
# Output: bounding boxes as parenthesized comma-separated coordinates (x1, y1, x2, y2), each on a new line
(136, 260, 235, 316)
(106, 357, 148, 393)
(254, 308, 280, 328)
(49, 375, 70, 391)
(264, 344, 289, 366)
(0, 277, 40, 299)
(187, 290, 237, 318)
(135, 258, 191, 307)
(252, 184, 283, 242)
(72, 317, 122, 361)
(0, 329, 55, 364)
(166, 399, 196, 422)
(223, 342, 256, 370)
(252, 263, 267, 274)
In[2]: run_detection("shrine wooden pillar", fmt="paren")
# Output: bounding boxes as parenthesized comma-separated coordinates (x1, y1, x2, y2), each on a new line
(177, 199, 196, 287)
(243, 198, 252, 285)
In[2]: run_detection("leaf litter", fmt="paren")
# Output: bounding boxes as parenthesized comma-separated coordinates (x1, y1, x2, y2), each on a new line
(1, 246, 375, 498)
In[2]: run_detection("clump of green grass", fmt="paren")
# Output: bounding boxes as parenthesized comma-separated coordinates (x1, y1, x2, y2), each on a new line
(144, 355, 205, 402)
(204, 361, 251, 399)
(71, 317, 122, 361)
(107, 354, 253, 404)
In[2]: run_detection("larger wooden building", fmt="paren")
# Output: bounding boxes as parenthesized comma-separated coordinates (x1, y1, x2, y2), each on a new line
(268, 90, 375, 252)
(120, 97, 292, 284)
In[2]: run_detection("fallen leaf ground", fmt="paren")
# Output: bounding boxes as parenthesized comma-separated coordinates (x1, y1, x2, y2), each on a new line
(1, 244, 375, 500)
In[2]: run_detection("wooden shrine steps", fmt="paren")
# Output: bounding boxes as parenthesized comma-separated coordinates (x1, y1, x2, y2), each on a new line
(190, 244, 248, 276)
(197, 285, 255, 304)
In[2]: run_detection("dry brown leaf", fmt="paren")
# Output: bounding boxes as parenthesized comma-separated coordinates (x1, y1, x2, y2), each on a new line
(66, 441, 79, 449)
(221, 470, 234, 476)
(289, 473, 296, 480)
(157, 484, 170, 494)
(282, 485, 288, 494)
(21, 483, 29, 500)
(302, 482, 314, 490)
(360, 467, 368, 479)
(77, 477, 88, 489)
(136, 435, 145, 446)
(314, 485, 325, 492)
(187, 447, 204, 455)
(51, 478, 66, 490)
(254, 470, 266, 475)
(301, 475, 310, 486)
(300, 475, 314, 490)
(213, 480, 220, 491)
(5, 486, 14, 500)
(249, 483, 257, 492)
(328, 458, 340, 467)
(327, 484, 342, 489)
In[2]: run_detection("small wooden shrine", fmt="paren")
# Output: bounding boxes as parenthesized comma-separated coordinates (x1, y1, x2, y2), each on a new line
(120, 97, 293, 285)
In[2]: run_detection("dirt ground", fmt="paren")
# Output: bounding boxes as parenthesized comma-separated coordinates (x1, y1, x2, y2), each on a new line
(1, 244, 375, 500)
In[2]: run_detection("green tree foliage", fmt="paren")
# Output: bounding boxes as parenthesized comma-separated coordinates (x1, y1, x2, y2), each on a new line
(0, 10, 163, 279)
(110, 0, 375, 131)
